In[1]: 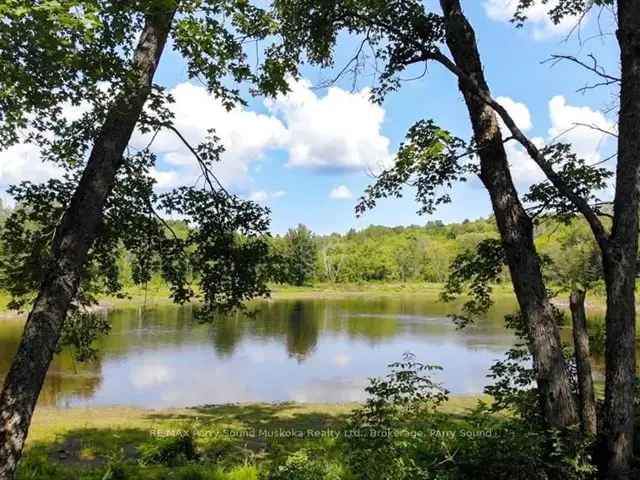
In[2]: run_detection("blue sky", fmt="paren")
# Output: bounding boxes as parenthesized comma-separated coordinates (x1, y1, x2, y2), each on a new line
(0, 1, 620, 235)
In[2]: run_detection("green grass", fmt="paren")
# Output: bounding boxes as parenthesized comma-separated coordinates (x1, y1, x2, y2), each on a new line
(101, 281, 465, 306)
(269, 281, 516, 297)
(0, 282, 491, 318)
(19, 397, 488, 479)
(0, 289, 11, 313)
(0, 280, 616, 319)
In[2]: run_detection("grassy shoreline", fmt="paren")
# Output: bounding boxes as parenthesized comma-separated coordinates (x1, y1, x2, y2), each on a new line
(22, 396, 489, 479)
(0, 280, 614, 321)
(0, 282, 479, 319)
(29, 396, 486, 445)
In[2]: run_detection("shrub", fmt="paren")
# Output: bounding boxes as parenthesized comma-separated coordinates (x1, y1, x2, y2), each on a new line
(342, 351, 598, 480)
(139, 428, 199, 467)
(102, 449, 127, 480)
(342, 353, 448, 480)
(266, 450, 336, 480)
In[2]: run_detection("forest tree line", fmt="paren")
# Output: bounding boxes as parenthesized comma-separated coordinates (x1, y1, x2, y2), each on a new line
(272, 217, 602, 292)
(0, 199, 602, 294)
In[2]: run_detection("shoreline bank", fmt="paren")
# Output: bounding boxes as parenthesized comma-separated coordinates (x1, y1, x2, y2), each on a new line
(1, 281, 615, 321)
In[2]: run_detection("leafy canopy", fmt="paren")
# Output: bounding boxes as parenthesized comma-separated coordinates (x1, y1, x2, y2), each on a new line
(512, 0, 614, 26)
(0, 0, 299, 358)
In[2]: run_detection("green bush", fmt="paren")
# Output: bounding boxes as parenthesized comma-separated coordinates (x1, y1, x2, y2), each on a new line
(342, 353, 448, 480)
(138, 429, 199, 467)
(266, 450, 337, 480)
(342, 352, 598, 480)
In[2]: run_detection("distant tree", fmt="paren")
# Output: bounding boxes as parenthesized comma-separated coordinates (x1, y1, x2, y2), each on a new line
(319, 243, 344, 284)
(0, 200, 9, 226)
(394, 236, 424, 282)
(421, 239, 456, 283)
(284, 224, 318, 286)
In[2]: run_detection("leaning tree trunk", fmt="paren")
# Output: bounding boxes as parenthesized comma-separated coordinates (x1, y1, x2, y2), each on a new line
(439, 0, 578, 428)
(602, 2, 640, 478)
(570, 289, 597, 436)
(0, 8, 175, 479)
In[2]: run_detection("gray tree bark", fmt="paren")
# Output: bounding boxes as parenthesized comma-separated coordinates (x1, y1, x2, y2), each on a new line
(569, 289, 597, 436)
(0, 8, 175, 479)
(602, 2, 640, 477)
(439, 0, 578, 428)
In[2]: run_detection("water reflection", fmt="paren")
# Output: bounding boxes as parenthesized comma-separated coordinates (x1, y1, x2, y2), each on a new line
(0, 297, 520, 408)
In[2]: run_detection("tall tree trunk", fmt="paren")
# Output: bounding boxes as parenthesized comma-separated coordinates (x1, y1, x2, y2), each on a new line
(602, 3, 640, 477)
(0, 8, 175, 479)
(570, 289, 597, 436)
(439, 0, 578, 427)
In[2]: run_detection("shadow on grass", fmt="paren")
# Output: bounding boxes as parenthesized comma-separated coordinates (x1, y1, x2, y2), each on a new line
(146, 403, 352, 460)
(18, 403, 352, 479)
(28, 427, 145, 465)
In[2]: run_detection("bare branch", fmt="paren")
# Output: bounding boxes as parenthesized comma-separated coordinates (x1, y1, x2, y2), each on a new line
(572, 122, 618, 138)
(120, 160, 182, 243)
(314, 32, 371, 91)
(576, 78, 619, 94)
(544, 54, 620, 84)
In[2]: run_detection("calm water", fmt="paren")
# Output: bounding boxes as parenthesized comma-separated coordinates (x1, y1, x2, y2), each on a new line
(0, 297, 521, 408)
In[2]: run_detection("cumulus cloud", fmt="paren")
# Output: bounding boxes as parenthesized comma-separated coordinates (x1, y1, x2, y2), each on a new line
(0, 91, 105, 197)
(496, 96, 532, 133)
(266, 78, 393, 174)
(483, 0, 583, 40)
(248, 190, 286, 203)
(0, 82, 287, 196)
(329, 185, 354, 200)
(1, 78, 393, 201)
(547, 95, 616, 163)
(503, 95, 615, 187)
(506, 136, 547, 185)
(134, 82, 289, 190)
(488, 95, 544, 185)
(133, 78, 393, 191)
(0, 143, 63, 192)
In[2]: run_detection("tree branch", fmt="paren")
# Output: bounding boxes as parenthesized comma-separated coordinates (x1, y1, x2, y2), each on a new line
(423, 49, 610, 249)
(162, 123, 231, 197)
(544, 54, 620, 84)
(572, 122, 618, 138)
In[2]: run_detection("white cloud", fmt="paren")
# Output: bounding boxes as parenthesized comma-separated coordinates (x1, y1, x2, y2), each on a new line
(496, 96, 532, 133)
(505, 95, 615, 187)
(507, 136, 547, 185)
(547, 95, 615, 164)
(0, 143, 63, 190)
(483, 0, 583, 40)
(266, 78, 393, 174)
(2, 78, 392, 203)
(329, 185, 354, 200)
(248, 190, 286, 203)
(491, 95, 541, 185)
(133, 82, 289, 190)
(133, 78, 393, 192)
